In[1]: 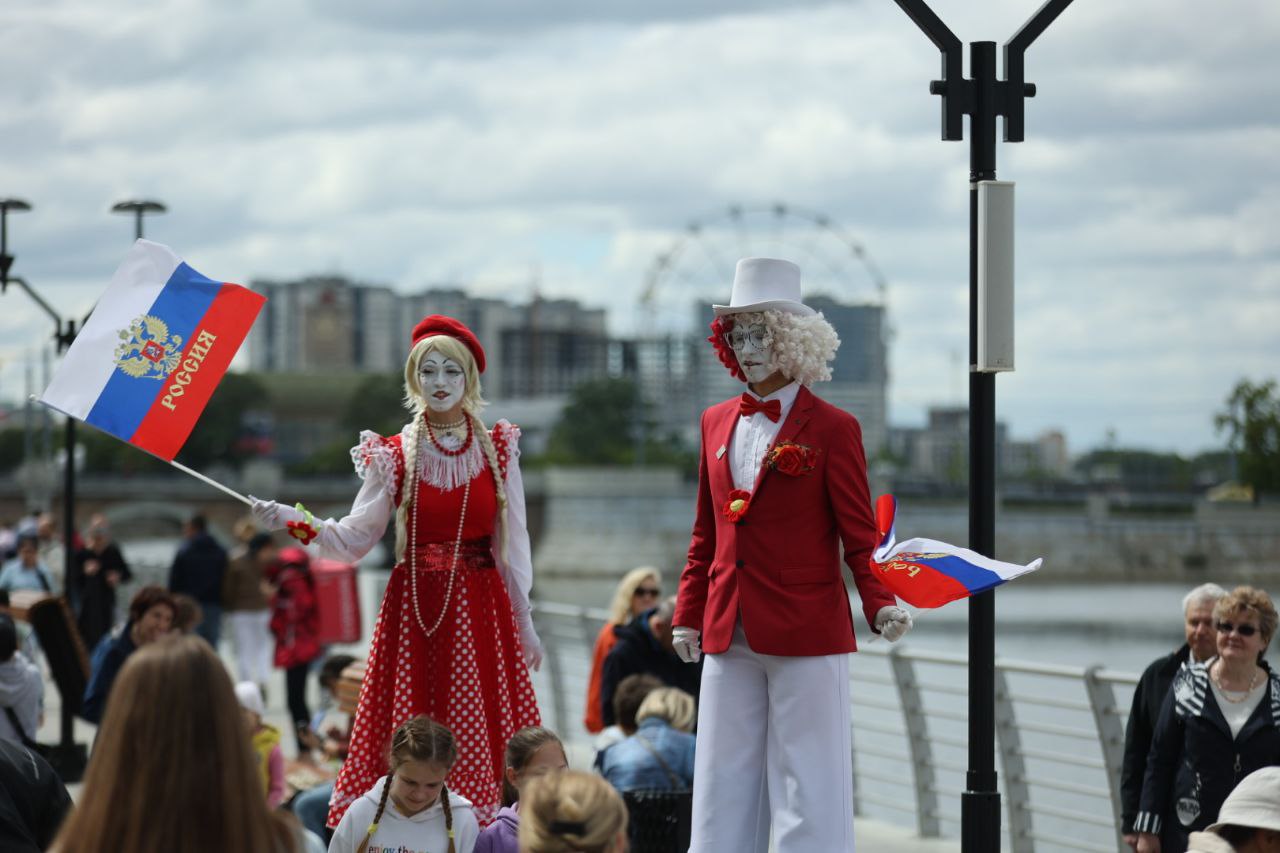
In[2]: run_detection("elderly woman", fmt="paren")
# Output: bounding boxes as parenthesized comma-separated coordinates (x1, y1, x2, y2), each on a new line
(67, 517, 132, 650)
(584, 568, 662, 734)
(250, 315, 542, 827)
(1136, 586, 1280, 853)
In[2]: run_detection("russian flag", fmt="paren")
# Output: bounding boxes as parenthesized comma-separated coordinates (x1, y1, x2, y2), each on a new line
(871, 495, 1042, 608)
(40, 240, 264, 461)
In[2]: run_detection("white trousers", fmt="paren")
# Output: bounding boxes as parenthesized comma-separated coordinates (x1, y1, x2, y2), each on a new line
(689, 623, 855, 853)
(227, 609, 273, 685)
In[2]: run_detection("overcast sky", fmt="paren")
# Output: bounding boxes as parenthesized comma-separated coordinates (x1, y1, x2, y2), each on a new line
(1, 0, 1276, 457)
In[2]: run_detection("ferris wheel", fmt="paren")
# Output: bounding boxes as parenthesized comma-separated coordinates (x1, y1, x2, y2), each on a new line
(638, 202, 889, 334)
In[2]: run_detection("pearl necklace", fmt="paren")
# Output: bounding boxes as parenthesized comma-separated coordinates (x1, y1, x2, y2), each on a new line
(408, 415, 471, 638)
(426, 416, 473, 457)
(1212, 661, 1262, 703)
(427, 416, 467, 431)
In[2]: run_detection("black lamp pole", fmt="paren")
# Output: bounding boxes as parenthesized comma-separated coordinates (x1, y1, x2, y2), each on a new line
(0, 197, 84, 781)
(890, 2, 1074, 850)
(110, 199, 166, 241)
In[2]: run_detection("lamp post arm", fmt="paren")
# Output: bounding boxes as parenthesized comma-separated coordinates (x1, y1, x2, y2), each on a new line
(1002, 0, 1076, 141)
(3, 275, 63, 329)
(892, 0, 968, 140)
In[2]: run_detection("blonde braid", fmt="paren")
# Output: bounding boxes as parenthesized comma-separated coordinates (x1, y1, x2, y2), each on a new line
(356, 774, 394, 853)
(471, 412, 510, 563)
(441, 784, 456, 853)
(394, 416, 421, 564)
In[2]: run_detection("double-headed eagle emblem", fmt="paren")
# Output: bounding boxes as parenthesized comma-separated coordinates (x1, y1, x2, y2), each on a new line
(113, 314, 183, 379)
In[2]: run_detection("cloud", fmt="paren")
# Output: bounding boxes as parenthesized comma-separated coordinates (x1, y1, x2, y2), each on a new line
(0, 0, 1275, 456)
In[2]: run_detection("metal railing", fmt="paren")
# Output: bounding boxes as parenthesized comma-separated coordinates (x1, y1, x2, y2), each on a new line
(530, 600, 1139, 853)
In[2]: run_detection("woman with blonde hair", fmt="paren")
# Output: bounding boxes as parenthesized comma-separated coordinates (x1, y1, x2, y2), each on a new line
(251, 315, 543, 827)
(52, 635, 314, 853)
(518, 770, 627, 853)
(584, 567, 661, 733)
(1137, 586, 1280, 853)
(597, 686, 696, 794)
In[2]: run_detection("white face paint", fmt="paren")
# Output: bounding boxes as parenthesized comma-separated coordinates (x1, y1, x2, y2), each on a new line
(726, 320, 779, 385)
(418, 352, 466, 414)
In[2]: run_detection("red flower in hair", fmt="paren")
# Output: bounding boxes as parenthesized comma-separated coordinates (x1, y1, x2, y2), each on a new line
(722, 489, 752, 522)
(707, 316, 746, 383)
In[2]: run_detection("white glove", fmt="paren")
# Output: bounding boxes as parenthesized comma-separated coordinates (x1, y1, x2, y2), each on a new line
(672, 626, 702, 663)
(248, 495, 286, 531)
(518, 613, 544, 671)
(875, 605, 913, 643)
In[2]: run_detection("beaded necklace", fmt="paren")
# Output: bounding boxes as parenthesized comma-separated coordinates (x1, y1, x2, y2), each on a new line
(426, 416, 473, 457)
(408, 414, 472, 638)
(1212, 660, 1263, 704)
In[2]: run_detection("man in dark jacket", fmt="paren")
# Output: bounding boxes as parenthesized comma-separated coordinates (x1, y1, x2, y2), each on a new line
(167, 515, 228, 648)
(0, 739, 70, 852)
(600, 596, 702, 728)
(1121, 582, 1224, 847)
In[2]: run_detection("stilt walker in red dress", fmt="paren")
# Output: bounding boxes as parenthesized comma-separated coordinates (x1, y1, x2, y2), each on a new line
(250, 315, 543, 828)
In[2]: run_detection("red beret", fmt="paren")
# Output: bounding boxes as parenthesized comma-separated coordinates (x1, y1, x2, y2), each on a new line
(409, 315, 486, 374)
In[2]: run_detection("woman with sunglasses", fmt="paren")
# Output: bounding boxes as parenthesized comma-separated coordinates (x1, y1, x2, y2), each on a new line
(1136, 586, 1280, 853)
(583, 568, 663, 734)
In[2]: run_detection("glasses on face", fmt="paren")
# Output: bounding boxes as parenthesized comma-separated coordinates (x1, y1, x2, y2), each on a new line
(1217, 621, 1259, 637)
(724, 325, 770, 351)
(633, 587, 661, 599)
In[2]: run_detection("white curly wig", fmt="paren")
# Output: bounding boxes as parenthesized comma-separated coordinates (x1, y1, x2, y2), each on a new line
(725, 309, 840, 386)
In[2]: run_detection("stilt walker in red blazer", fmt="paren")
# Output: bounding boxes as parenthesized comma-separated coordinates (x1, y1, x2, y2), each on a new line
(673, 257, 914, 853)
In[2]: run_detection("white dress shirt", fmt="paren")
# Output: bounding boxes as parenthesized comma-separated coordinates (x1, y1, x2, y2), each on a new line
(729, 382, 801, 491)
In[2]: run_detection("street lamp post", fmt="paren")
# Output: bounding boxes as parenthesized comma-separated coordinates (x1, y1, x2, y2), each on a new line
(890, 2, 1075, 850)
(0, 197, 85, 782)
(110, 199, 166, 241)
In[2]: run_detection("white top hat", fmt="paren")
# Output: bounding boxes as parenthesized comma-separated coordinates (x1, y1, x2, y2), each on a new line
(713, 258, 815, 317)
(1206, 766, 1280, 833)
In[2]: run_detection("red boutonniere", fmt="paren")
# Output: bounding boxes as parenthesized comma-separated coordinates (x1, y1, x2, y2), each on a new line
(767, 441, 818, 476)
(285, 503, 318, 545)
(723, 489, 752, 522)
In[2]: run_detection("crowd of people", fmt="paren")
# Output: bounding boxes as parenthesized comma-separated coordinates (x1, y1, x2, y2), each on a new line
(0, 277, 1275, 853)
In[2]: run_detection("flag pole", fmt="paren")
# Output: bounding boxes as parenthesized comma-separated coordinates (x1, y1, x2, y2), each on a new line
(166, 458, 253, 506)
(30, 396, 253, 507)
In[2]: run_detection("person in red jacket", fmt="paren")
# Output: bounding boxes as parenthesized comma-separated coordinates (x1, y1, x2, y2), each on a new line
(264, 545, 320, 752)
(672, 258, 914, 853)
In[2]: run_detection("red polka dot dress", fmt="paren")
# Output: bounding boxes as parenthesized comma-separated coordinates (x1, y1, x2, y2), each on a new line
(319, 419, 542, 828)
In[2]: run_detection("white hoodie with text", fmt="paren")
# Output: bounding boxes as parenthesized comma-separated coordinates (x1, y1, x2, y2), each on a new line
(329, 776, 479, 853)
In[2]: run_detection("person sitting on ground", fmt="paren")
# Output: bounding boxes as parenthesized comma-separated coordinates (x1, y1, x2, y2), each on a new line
(596, 687, 696, 794)
(1123, 582, 1226, 847)
(0, 535, 53, 596)
(1186, 766, 1280, 853)
(1137, 586, 1280, 853)
(584, 568, 662, 735)
(594, 672, 663, 757)
(475, 726, 569, 853)
(291, 653, 358, 841)
(53, 635, 322, 853)
(237, 681, 287, 809)
(329, 715, 479, 853)
(0, 614, 42, 750)
(169, 593, 204, 637)
(0, 737, 71, 852)
(518, 769, 628, 853)
(80, 586, 175, 725)
(598, 596, 701, 730)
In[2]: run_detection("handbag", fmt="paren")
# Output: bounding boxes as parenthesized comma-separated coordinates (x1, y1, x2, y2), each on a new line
(623, 733, 692, 853)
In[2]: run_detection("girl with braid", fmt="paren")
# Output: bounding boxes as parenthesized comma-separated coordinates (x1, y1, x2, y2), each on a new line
(330, 715, 480, 853)
(251, 315, 543, 828)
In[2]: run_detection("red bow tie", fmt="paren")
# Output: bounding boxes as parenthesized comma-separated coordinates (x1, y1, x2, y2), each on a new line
(739, 394, 782, 422)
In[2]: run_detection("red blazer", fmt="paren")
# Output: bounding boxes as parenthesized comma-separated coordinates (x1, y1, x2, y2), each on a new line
(673, 385, 897, 656)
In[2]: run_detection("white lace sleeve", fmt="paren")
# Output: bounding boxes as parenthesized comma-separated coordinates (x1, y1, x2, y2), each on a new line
(301, 433, 398, 563)
(493, 422, 533, 618)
